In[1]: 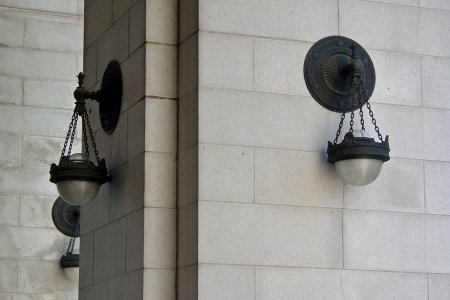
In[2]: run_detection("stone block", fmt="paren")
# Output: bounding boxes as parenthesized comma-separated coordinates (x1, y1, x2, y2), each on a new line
(421, 0, 450, 9)
(178, 265, 197, 300)
(369, 50, 421, 106)
(429, 274, 450, 300)
(340, 0, 419, 54)
(0, 164, 57, 196)
(199, 32, 253, 91)
(0, 132, 21, 164)
(145, 98, 177, 154)
(199, 201, 342, 268)
(109, 153, 144, 221)
(20, 195, 55, 228)
(112, 0, 139, 21)
(368, 0, 419, 5)
(144, 207, 176, 269)
(109, 270, 143, 300)
(79, 232, 93, 288)
(425, 161, 450, 215)
(424, 109, 450, 161)
(199, 144, 254, 203)
(256, 267, 341, 300)
(179, 0, 198, 43)
(255, 149, 343, 208)
(344, 158, 424, 213)
(427, 214, 450, 273)
(178, 145, 198, 207)
(198, 264, 254, 300)
(126, 208, 144, 272)
(18, 260, 76, 293)
(419, 8, 450, 57)
(0, 260, 17, 292)
(144, 152, 177, 208)
(146, 0, 178, 45)
(110, 109, 128, 169)
(23, 135, 81, 166)
(0, 105, 73, 137)
(179, 89, 198, 152)
(0, 16, 24, 47)
(0, 194, 20, 226)
(85, 0, 113, 48)
(0, 0, 80, 15)
(145, 44, 177, 99)
(93, 217, 126, 283)
(96, 14, 129, 83)
(363, 103, 424, 160)
(0, 293, 75, 300)
(422, 56, 450, 110)
(143, 269, 176, 300)
(83, 43, 97, 90)
(128, 0, 145, 54)
(341, 270, 427, 300)
(179, 34, 198, 98)
(24, 20, 82, 53)
(199, 0, 338, 42)
(0, 47, 78, 80)
(121, 46, 145, 112)
(0, 227, 65, 260)
(254, 38, 311, 96)
(344, 210, 426, 272)
(178, 202, 198, 268)
(79, 281, 108, 300)
(127, 100, 145, 160)
(0, 75, 22, 105)
(24, 79, 76, 110)
(80, 184, 110, 235)
(198, 88, 336, 152)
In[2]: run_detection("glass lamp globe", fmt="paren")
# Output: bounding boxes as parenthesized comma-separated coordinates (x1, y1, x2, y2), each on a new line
(334, 130, 383, 186)
(57, 153, 100, 205)
(64, 266, 79, 282)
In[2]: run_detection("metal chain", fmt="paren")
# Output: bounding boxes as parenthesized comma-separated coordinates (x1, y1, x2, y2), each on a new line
(82, 114, 90, 159)
(366, 102, 384, 142)
(333, 113, 346, 144)
(67, 117, 78, 157)
(349, 111, 355, 132)
(84, 110, 101, 164)
(60, 112, 77, 159)
(359, 106, 365, 131)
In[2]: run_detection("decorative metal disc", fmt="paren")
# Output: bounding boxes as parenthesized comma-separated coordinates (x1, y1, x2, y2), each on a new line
(52, 197, 80, 237)
(99, 60, 122, 134)
(304, 36, 376, 113)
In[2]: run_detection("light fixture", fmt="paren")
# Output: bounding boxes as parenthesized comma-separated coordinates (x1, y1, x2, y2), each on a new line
(50, 60, 122, 205)
(304, 36, 390, 186)
(52, 197, 80, 282)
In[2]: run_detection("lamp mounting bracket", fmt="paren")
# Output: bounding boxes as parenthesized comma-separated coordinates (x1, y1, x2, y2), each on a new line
(73, 60, 122, 134)
(303, 36, 376, 113)
(52, 197, 80, 237)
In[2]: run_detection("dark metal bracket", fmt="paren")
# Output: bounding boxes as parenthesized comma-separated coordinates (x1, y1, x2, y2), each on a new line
(51, 197, 80, 237)
(303, 36, 376, 113)
(73, 60, 122, 134)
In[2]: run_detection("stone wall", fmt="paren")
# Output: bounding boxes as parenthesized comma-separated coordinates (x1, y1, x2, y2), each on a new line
(179, 0, 450, 299)
(0, 1, 83, 299)
(79, 0, 178, 299)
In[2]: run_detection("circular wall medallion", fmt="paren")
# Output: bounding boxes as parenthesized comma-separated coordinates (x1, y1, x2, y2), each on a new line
(303, 36, 376, 113)
(99, 60, 122, 134)
(52, 197, 80, 237)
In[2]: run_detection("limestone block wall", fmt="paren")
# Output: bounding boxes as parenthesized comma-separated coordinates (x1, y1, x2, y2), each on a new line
(79, 0, 177, 299)
(179, 0, 450, 299)
(0, 1, 83, 299)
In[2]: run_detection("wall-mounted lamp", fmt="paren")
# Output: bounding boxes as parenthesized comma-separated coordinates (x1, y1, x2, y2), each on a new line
(49, 60, 122, 205)
(52, 197, 80, 282)
(304, 36, 390, 186)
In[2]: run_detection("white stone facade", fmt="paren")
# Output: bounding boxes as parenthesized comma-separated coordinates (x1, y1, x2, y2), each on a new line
(0, 1, 83, 299)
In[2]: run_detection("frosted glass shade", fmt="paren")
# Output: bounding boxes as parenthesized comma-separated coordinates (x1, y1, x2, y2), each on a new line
(335, 158, 383, 186)
(64, 267, 79, 282)
(56, 153, 100, 205)
(57, 180, 99, 205)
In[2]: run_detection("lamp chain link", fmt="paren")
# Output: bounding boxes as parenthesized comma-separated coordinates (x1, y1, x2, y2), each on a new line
(82, 116, 90, 159)
(366, 102, 384, 142)
(83, 110, 101, 164)
(349, 111, 355, 132)
(60, 111, 78, 160)
(333, 113, 346, 145)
